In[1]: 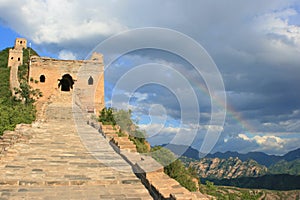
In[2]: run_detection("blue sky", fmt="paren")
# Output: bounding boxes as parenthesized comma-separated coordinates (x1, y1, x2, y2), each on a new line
(1, 0, 300, 155)
(0, 26, 21, 49)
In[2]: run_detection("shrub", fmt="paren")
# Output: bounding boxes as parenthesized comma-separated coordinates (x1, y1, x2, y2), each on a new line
(98, 107, 116, 125)
(151, 146, 199, 191)
(99, 107, 149, 153)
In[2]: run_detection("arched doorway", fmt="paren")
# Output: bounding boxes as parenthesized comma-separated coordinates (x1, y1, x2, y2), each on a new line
(58, 74, 74, 91)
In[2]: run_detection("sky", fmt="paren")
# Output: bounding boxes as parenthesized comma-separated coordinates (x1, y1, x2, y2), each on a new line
(1, 0, 300, 155)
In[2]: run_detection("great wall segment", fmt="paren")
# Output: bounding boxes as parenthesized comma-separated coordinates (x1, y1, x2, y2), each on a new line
(0, 38, 209, 200)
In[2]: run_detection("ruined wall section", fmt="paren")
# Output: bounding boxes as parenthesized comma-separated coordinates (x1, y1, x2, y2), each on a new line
(29, 55, 105, 114)
(76, 52, 105, 113)
(8, 38, 27, 95)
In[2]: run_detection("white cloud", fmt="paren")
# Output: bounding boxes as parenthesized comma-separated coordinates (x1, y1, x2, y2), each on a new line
(238, 134, 251, 141)
(0, 0, 127, 44)
(252, 8, 300, 65)
(253, 135, 285, 148)
(58, 50, 77, 60)
(140, 123, 198, 146)
(140, 124, 182, 135)
(237, 133, 292, 153)
(255, 8, 300, 46)
(124, 92, 149, 102)
(203, 125, 224, 132)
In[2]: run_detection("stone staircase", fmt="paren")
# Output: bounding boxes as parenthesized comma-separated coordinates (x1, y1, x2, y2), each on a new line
(0, 91, 209, 200)
(45, 92, 74, 121)
(0, 91, 153, 199)
(86, 120, 209, 199)
(101, 125, 137, 153)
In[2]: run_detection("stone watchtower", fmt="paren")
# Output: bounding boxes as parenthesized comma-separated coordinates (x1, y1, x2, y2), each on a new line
(8, 38, 27, 67)
(7, 38, 105, 115)
(8, 38, 27, 94)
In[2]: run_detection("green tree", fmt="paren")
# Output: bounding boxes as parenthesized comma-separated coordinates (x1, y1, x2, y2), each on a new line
(0, 100, 36, 135)
(14, 81, 42, 104)
(113, 109, 134, 132)
(98, 107, 116, 125)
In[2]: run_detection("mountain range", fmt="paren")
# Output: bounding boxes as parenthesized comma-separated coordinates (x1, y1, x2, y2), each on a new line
(189, 157, 268, 179)
(162, 144, 300, 167)
(163, 144, 300, 190)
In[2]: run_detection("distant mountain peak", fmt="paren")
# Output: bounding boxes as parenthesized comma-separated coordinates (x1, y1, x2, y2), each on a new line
(161, 144, 300, 167)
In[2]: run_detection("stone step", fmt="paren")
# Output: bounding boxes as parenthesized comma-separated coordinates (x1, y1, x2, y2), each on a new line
(45, 106, 74, 120)
(119, 143, 136, 149)
(103, 129, 117, 134)
(0, 115, 153, 199)
(146, 172, 193, 199)
(0, 100, 209, 199)
(101, 125, 115, 131)
(103, 133, 118, 140)
(0, 176, 142, 187)
(113, 138, 134, 145)
(0, 185, 153, 200)
(118, 145, 137, 152)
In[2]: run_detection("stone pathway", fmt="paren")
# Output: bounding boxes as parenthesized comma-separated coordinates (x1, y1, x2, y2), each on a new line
(0, 92, 153, 199)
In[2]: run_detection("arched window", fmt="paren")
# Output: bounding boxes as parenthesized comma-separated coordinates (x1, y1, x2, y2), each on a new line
(18, 57, 21, 61)
(40, 75, 46, 83)
(88, 76, 94, 85)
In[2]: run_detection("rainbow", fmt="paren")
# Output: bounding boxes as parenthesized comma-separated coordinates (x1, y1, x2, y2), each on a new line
(178, 66, 256, 136)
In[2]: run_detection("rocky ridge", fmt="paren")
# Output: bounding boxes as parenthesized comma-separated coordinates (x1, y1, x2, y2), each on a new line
(190, 157, 268, 179)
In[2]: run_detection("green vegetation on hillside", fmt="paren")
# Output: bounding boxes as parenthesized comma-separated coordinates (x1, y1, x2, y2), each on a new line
(0, 67, 11, 101)
(15, 47, 42, 104)
(202, 174, 300, 191)
(200, 183, 299, 200)
(0, 47, 39, 135)
(181, 155, 300, 191)
(129, 130, 149, 153)
(151, 146, 199, 192)
(98, 107, 149, 153)
(269, 159, 300, 175)
(0, 48, 10, 68)
(113, 109, 149, 153)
